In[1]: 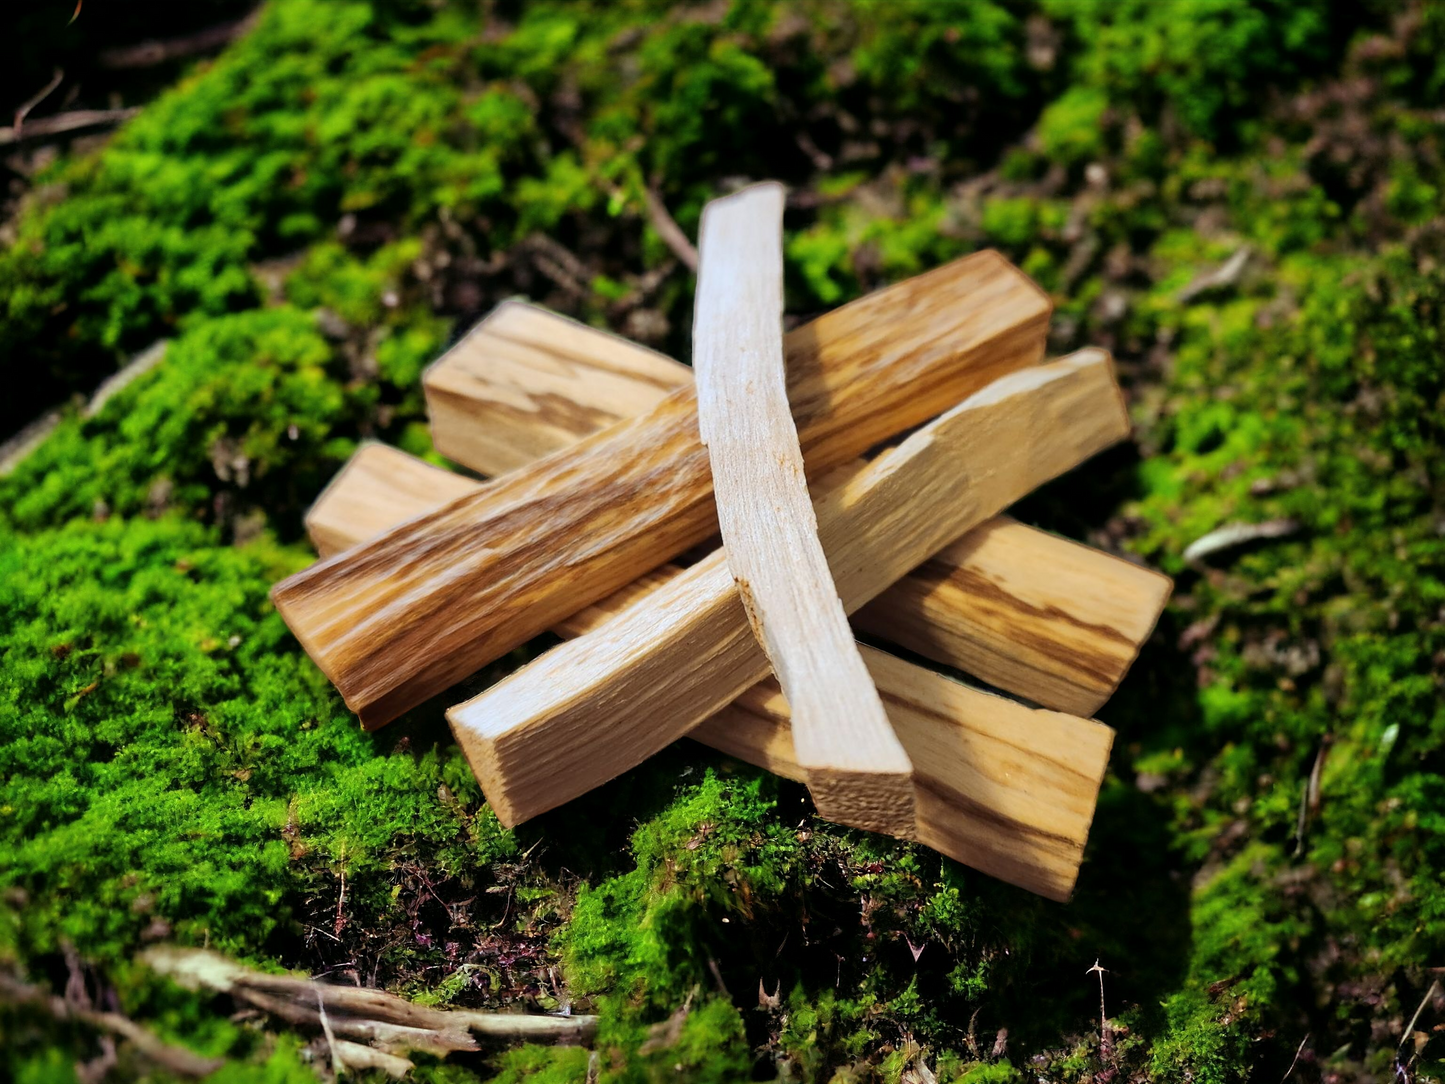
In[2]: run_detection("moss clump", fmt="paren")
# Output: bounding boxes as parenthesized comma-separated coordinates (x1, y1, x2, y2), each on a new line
(0, 513, 525, 967)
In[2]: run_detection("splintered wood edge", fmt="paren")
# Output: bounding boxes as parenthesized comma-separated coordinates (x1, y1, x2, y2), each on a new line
(693, 182, 912, 837)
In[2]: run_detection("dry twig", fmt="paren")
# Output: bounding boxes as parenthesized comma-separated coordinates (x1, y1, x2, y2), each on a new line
(13, 68, 64, 137)
(641, 186, 699, 271)
(0, 108, 139, 146)
(0, 971, 223, 1077)
(1178, 246, 1251, 302)
(1087, 959, 1111, 1056)
(1280, 1032, 1310, 1082)
(1182, 518, 1299, 564)
(142, 946, 598, 1055)
(329, 1039, 414, 1078)
(99, 11, 262, 69)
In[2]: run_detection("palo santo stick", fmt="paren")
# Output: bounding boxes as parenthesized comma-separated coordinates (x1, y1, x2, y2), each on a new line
(691, 652, 1111, 901)
(853, 519, 1171, 716)
(424, 302, 685, 476)
(448, 350, 1129, 828)
(305, 446, 1112, 900)
(692, 183, 910, 835)
(273, 252, 1051, 729)
(307, 444, 480, 559)
(421, 304, 1168, 716)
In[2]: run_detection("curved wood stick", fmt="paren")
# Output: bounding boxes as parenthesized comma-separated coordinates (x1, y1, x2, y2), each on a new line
(693, 183, 910, 835)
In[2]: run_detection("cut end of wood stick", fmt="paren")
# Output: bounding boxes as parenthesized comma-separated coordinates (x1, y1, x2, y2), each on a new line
(306, 442, 479, 559)
(694, 179, 787, 246)
(806, 767, 917, 840)
(446, 552, 762, 826)
(448, 724, 524, 828)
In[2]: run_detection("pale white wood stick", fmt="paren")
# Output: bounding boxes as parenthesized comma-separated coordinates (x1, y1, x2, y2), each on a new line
(448, 350, 1129, 828)
(692, 183, 910, 836)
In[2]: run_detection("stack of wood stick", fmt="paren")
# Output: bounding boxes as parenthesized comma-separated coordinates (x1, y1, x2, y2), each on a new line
(274, 184, 1171, 903)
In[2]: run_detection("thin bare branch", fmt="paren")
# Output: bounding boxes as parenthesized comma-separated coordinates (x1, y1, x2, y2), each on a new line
(1183, 518, 1299, 564)
(1280, 1033, 1310, 1082)
(13, 68, 64, 136)
(99, 10, 261, 69)
(1401, 980, 1441, 1050)
(331, 1039, 413, 1078)
(641, 186, 699, 272)
(0, 971, 223, 1077)
(142, 946, 598, 1053)
(0, 108, 139, 146)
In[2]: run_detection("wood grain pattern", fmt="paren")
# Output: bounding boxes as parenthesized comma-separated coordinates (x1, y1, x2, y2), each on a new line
(421, 303, 1168, 716)
(853, 517, 1172, 715)
(692, 184, 911, 836)
(424, 301, 684, 476)
(306, 443, 480, 559)
(447, 350, 1129, 829)
(273, 251, 1051, 729)
(303, 446, 1111, 900)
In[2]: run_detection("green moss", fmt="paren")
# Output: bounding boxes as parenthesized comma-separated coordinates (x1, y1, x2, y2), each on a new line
(1042, 0, 1348, 143)
(1037, 86, 1110, 166)
(0, 513, 527, 970)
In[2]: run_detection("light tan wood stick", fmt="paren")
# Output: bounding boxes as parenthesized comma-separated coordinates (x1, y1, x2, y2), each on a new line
(692, 183, 910, 835)
(273, 252, 1051, 729)
(419, 304, 1169, 717)
(304, 446, 1112, 901)
(307, 445, 480, 559)
(448, 350, 1128, 829)
(425, 302, 685, 477)
(852, 521, 1171, 715)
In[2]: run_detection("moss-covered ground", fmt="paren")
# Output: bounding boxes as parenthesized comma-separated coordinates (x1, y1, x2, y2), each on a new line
(2, 1, 1444, 1081)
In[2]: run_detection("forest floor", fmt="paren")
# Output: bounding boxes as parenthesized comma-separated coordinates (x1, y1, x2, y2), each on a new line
(2, 2, 1444, 1082)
